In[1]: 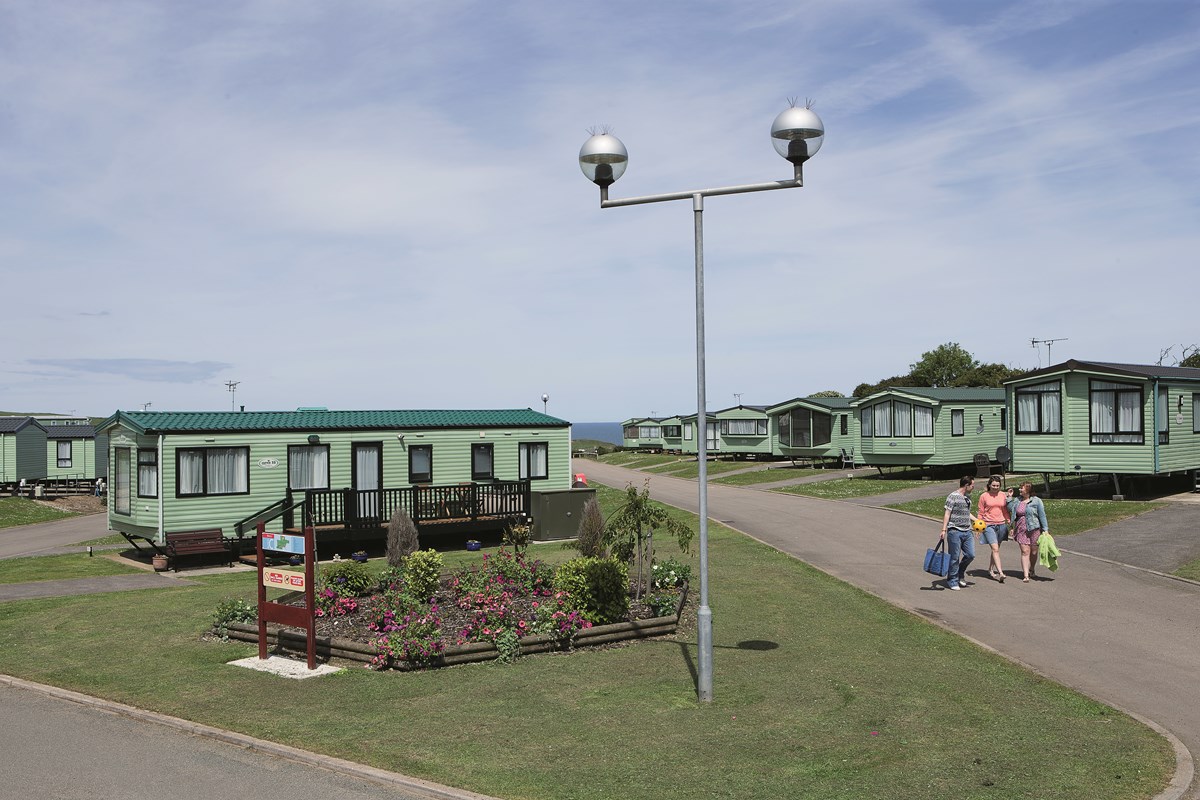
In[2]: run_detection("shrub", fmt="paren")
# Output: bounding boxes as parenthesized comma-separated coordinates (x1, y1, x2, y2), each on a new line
(370, 606, 445, 669)
(404, 549, 444, 601)
(651, 556, 692, 590)
(376, 565, 406, 594)
(212, 597, 256, 640)
(386, 508, 419, 567)
(503, 520, 531, 553)
(319, 560, 373, 597)
(532, 591, 591, 645)
(574, 498, 606, 558)
(647, 590, 682, 618)
(555, 556, 629, 625)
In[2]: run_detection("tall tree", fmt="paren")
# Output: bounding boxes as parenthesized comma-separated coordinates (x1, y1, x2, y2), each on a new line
(952, 363, 1028, 388)
(908, 343, 979, 387)
(852, 375, 909, 398)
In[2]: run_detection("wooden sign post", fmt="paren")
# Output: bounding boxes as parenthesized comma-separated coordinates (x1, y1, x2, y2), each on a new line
(256, 522, 317, 669)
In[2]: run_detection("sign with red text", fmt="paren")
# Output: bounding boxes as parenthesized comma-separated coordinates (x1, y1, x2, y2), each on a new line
(261, 567, 306, 591)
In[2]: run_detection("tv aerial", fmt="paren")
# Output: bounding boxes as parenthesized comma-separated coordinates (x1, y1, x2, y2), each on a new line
(1030, 337, 1068, 366)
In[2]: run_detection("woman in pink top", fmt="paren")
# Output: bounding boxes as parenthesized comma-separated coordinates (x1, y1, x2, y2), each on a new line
(976, 476, 1011, 582)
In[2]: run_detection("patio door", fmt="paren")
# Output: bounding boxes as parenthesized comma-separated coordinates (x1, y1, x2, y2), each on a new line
(706, 421, 720, 452)
(352, 443, 382, 523)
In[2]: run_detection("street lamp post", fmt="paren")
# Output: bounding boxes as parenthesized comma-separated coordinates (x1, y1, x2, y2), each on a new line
(579, 101, 824, 702)
(542, 393, 549, 414)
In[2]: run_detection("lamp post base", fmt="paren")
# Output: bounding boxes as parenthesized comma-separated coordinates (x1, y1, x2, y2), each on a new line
(697, 604, 713, 702)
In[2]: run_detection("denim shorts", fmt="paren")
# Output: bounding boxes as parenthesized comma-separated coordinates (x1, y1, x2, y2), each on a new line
(980, 523, 1008, 546)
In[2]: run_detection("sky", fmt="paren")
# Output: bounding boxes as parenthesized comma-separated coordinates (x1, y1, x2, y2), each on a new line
(2, 1, 1198, 423)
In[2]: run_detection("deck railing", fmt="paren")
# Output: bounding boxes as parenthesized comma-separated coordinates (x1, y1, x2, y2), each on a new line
(302, 480, 531, 529)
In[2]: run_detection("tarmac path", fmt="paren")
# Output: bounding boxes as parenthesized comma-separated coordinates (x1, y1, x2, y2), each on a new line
(583, 459, 1200, 799)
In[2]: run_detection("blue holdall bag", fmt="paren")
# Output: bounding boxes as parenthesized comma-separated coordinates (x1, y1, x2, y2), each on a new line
(924, 538, 950, 578)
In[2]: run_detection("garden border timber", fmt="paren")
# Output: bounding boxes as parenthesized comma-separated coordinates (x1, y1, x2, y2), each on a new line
(223, 584, 688, 670)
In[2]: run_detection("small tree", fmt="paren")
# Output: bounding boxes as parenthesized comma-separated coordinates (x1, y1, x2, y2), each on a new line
(807, 389, 844, 398)
(574, 498, 606, 558)
(605, 480, 693, 600)
(386, 508, 419, 568)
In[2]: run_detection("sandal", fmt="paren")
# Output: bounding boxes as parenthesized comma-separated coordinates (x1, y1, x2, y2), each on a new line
(997, 574, 1005, 583)
(1022, 576, 1030, 583)
(989, 569, 999, 580)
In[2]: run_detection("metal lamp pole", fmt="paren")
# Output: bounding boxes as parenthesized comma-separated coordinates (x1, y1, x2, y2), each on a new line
(578, 103, 824, 702)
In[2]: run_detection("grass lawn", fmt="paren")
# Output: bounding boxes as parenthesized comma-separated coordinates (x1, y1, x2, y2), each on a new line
(772, 476, 937, 500)
(0, 497, 78, 529)
(713, 466, 827, 486)
(886, 497, 1163, 537)
(1175, 559, 1200, 582)
(598, 451, 685, 469)
(644, 459, 757, 479)
(0, 553, 145, 584)
(0, 487, 1173, 800)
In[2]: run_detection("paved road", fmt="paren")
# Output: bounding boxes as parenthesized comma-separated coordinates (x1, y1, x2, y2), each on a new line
(0, 678, 487, 800)
(0, 511, 113, 559)
(582, 459, 1200, 799)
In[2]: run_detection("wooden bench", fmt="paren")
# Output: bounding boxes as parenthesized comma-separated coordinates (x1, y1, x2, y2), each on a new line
(166, 529, 232, 572)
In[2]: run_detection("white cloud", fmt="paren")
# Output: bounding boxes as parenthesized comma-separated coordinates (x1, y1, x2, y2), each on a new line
(1, 0, 1197, 418)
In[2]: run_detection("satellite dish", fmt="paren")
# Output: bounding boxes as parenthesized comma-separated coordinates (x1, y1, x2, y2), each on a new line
(996, 445, 1012, 464)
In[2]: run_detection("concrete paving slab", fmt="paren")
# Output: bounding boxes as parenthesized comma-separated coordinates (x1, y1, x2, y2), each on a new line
(227, 655, 343, 679)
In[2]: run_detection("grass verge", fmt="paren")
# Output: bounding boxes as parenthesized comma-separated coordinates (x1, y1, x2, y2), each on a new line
(772, 476, 937, 500)
(0, 486, 1174, 800)
(714, 467, 827, 486)
(1175, 559, 1200, 582)
(0, 497, 77, 529)
(0, 553, 145, 584)
(645, 459, 758, 479)
(886, 497, 1163, 537)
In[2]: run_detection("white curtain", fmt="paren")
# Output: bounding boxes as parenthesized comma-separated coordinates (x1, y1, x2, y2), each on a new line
(1041, 392, 1062, 433)
(207, 449, 247, 494)
(114, 448, 131, 514)
(1017, 393, 1040, 432)
(178, 450, 205, 495)
(520, 442, 547, 479)
(137, 451, 157, 497)
(289, 446, 328, 489)
(873, 401, 892, 438)
(893, 401, 912, 437)
(914, 406, 933, 436)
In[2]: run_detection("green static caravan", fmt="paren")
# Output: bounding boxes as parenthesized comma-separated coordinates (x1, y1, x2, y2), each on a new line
(850, 387, 1007, 471)
(712, 405, 773, 459)
(39, 423, 108, 481)
(768, 396, 858, 464)
(0, 417, 49, 484)
(1004, 360, 1200, 494)
(679, 412, 717, 456)
(98, 408, 574, 545)
(621, 417, 683, 453)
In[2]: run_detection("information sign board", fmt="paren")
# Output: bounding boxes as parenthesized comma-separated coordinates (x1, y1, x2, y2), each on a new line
(260, 532, 305, 555)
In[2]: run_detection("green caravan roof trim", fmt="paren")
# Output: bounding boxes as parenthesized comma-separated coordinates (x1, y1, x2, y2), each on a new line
(1004, 360, 1200, 386)
(100, 408, 570, 435)
(766, 396, 855, 415)
(850, 387, 1005, 407)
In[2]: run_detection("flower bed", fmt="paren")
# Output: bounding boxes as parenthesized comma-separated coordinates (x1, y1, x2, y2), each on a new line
(219, 548, 690, 671)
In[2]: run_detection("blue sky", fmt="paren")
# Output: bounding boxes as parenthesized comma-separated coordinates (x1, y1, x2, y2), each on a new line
(3, 1, 1197, 422)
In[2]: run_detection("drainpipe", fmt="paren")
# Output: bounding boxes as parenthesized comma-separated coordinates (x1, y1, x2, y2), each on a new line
(157, 434, 165, 544)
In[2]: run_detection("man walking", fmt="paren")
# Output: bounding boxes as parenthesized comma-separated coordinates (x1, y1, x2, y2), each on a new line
(940, 476, 978, 590)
